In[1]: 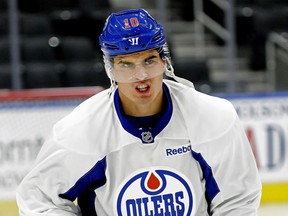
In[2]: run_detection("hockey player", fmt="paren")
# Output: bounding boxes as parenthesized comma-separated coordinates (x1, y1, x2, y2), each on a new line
(16, 8, 262, 215)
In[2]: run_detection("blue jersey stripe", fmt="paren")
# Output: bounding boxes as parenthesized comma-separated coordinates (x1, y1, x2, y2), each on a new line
(59, 157, 107, 216)
(192, 151, 220, 215)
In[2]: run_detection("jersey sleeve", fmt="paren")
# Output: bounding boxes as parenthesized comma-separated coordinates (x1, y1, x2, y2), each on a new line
(16, 138, 99, 216)
(193, 115, 262, 215)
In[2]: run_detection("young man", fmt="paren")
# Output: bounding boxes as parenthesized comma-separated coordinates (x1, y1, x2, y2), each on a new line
(17, 8, 262, 215)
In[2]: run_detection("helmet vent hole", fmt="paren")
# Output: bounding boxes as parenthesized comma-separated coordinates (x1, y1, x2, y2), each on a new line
(152, 32, 162, 42)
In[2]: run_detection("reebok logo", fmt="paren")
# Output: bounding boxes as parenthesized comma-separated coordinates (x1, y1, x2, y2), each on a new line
(166, 145, 192, 156)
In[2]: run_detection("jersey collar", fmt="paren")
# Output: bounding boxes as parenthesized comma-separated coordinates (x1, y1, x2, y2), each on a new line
(114, 83, 173, 143)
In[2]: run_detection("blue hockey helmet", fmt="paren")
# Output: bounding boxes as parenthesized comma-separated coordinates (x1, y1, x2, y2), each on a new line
(99, 8, 165, 57)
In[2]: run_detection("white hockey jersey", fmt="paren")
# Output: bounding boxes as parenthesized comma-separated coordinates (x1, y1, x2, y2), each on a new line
(16, 80, 262, 216)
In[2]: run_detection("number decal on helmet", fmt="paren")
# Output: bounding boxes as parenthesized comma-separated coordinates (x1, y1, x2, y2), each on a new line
(124, 17, 139, 29)
(130, 17, 139, 27)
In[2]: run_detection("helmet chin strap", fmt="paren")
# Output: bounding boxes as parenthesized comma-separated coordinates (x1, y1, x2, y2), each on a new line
(164, 57, 194, 88)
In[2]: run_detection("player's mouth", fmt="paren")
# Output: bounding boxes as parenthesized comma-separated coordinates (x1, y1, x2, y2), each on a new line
(135, 83, 150, 93)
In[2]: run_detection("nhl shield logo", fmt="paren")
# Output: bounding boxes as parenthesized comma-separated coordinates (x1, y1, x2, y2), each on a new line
(114, 167, 195, 216)
(141, 131, 153, 143)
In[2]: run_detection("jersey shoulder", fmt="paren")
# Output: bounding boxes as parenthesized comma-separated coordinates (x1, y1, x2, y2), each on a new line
(53, 88, 118, 154)
(165, 80, 238, 143)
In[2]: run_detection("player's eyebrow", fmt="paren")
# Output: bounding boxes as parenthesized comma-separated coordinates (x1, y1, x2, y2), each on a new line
(116, 54, 158, 64)
(116, 59, 131, 64)
(145, 55, 158, 61)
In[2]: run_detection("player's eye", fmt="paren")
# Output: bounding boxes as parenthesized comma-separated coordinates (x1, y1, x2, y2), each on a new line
(120, 62, 134, 69)
(144, 58, 155, 65)
(144, 55, 160, 67)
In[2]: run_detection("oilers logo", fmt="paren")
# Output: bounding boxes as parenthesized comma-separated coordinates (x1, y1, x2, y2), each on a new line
(114, 167, 195, 216)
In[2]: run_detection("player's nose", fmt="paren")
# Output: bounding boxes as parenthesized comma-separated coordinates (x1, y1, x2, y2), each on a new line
(133, 66, 149, 81)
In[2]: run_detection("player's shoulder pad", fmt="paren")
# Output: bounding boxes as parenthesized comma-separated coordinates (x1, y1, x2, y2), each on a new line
(52, 88, 114, 153)
(164, 79, 238, 143)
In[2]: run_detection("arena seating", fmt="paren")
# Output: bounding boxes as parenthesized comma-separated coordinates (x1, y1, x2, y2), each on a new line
(203, 0, 288, 71)
(18, 0, 79, 13)
(23, 63, 62, 88)
(0, 12, 8, 36)
(0, 38, 10, 63)
(0, 0, 7, 10)
(56, 37, 99, 62)
(0, 0, 110, 89)
(0, 64, 12, 89)
(248, 7, 288, 70)
(173, 58, 210, 85)
(65, 61, 109, 88)
(1, 0, 288, 90)
(21, 37, 57, 63)
(20, 13, 53, 36)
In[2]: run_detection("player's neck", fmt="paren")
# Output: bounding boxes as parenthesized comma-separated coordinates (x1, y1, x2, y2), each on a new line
(126, 103, 162, 117)
(120, 92, 164, 117)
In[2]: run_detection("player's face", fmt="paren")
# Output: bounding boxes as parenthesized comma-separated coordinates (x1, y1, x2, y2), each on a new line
(111, 49, 166, 83)
(116, 50, 165, 116)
